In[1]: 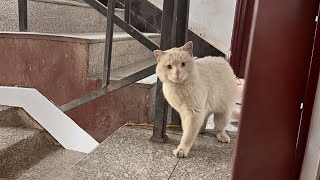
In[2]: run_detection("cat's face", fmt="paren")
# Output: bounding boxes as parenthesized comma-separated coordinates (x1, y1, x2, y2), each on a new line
(154, 41, 194, 83)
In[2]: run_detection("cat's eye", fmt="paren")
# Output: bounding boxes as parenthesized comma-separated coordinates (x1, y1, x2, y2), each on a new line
(165, 65, 172, 69)
(181, 62, 187, 67)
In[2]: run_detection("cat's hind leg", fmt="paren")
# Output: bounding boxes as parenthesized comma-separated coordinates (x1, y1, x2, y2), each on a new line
(173, 110, 204, 158)
(199, 113, 211, 134)
(213, 111, 231, 143)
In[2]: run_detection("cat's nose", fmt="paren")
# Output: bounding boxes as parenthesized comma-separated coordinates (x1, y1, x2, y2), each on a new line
(176, 71, 181, 76)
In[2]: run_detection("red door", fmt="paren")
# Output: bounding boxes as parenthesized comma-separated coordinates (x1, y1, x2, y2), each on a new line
(231, 0, 320, 179)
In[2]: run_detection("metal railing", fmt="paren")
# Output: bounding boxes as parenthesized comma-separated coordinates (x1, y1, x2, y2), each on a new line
(17, 0, 190, 143)
(150, 0, 190, 142)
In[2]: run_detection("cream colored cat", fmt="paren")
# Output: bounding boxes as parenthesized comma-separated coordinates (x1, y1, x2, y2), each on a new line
(154, 41, 238, 158)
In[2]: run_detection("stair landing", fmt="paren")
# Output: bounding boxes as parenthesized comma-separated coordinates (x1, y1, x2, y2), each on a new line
(62, 126, 236, 179)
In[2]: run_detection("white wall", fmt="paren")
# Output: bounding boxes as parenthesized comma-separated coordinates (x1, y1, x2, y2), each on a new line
(300, 74, 320, 180)
(148, 0, 237, 55)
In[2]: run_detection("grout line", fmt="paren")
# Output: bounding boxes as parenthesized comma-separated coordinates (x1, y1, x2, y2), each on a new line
(168, 158, 180, 179)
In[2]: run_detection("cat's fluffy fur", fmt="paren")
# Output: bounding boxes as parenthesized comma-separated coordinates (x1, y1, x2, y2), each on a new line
(154, 41, 238, 158)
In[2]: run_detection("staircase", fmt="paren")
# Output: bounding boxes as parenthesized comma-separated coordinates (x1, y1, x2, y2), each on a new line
(0, 0, 160, 142)
(0, 0, 240, 179)
(0, 105, 238, 179)
(0, 106, 85, 179)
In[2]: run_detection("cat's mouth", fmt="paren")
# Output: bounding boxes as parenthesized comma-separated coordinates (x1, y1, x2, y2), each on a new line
(170, 76, 186, 83)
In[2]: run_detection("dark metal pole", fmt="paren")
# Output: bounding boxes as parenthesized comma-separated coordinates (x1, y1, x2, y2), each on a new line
(18, 0, 28, 32)
(102, 0, 116, 87)
(124, 0, 131, 24)
(175, 0, 190, 45)
(150, 0, 176, 143)
(170, 0, 178, 47)
(170, 0, 190, 125)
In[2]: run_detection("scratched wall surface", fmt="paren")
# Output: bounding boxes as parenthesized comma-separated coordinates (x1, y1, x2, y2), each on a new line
(148, 0, 236, 54)
(0, 33, 154, 142)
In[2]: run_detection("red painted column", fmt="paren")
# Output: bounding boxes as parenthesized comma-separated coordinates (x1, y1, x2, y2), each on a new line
(293, 6, 320, 178)
(231, 0, 319, 179)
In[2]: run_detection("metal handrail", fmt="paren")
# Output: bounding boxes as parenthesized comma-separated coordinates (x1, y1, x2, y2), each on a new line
(82, 0, 159, 51)
(17, 0, 159, 112)
(17, 0, 190, 142)
(60, 64, 156, 112)
(60, 0, 159, 111)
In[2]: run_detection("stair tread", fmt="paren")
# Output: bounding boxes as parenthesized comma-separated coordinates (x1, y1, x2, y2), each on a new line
(30, 0, 125, 11)
(0, 105, 11, 112)
(48, 32, 160, 43)
(0, 31, 161, 43)
(17, 148, 85, 180)
(0, 127, 54, 178)
(30, 0, 91, 7)
(90, 58, 158, 85)
(0, 127, 41, 152)
(110, 58, 156, 80)
(0, 124, 84, 179)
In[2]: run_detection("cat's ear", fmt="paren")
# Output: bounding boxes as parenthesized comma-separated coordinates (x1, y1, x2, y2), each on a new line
(153, 50, 165, 62)
(181, 41, 193, 56)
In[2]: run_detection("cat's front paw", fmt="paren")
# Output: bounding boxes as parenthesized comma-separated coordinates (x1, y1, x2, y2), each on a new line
(173, 148, 189, 158)
(216, 132, 230, 143)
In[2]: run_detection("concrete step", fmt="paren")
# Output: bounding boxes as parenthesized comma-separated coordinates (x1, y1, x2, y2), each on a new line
(0, 32, 160, 141)
(0, 107, 42, 129)
(0, 107, 85, 179)
(61, 126, 236, 179)
(68, 0, 85, 3)
(48, 32, 160, 79)
(110, 58, 156, 81)
(0, 108, 25, 127)
(110, 58, 158, 123)
(0, 106, 11, 112)
(16, 149, 85, 180)
(0, 0, 124, 33)
(0, 127, 56, 178)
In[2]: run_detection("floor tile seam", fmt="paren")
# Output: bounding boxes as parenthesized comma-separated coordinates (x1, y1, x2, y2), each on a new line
(168, 158, 180, 179)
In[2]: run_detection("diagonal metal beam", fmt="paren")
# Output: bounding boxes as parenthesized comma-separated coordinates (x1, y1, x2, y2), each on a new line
(60, 64, 156, 112)
(82, 0, 159, 51)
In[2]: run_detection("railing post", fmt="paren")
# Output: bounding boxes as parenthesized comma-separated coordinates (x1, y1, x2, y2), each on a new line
(175, 0, 190, 46)
(18, 0, 28, 32)
(102, 0, 116, 87)
(150, 0, 176, 143)
(170, 0, 191, 125)
(124, 0, 131, 24)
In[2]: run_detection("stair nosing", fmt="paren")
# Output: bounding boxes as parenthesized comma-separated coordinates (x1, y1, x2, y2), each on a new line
(0, 106, 12, 112)
(30, 0, 91, 8)
(109, 58, 155, 80)
(0, 32, 161, 44)
(89, 58, 158, 85)
(29, 0, 125, 12)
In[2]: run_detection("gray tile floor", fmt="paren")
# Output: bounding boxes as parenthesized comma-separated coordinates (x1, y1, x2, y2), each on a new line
(62, 125, 237, 180)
